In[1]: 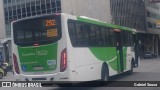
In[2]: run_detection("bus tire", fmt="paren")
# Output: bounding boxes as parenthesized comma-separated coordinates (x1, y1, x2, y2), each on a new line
(101, 63, 109, 85)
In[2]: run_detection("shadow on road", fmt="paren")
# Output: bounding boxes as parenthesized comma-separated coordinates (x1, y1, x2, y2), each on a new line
(48, 72, 139, 89)
(109, 72, 139, 81)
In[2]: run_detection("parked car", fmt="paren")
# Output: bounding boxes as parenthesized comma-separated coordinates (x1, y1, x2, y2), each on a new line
(0, 67, 4, 79)
(152, 52, 157, 58)
(0, 63, 9, 76)
(143, 51, 157, 59)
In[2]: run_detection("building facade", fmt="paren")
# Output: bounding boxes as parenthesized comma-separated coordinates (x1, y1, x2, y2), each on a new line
(61, 0, 112, 23)
(144, 0, 160, 56)
(0, 0, 7, 63)
(3, 0, 61, 38)
(3, 0, 148, 39)
(0, 0, 6, 39)
(110, 0, 146, 32)
(110, 0, 147, 57)
(3, 0, 112, 38)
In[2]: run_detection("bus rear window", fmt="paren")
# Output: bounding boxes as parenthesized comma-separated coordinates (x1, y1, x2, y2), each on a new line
(13, 15, 62, 46)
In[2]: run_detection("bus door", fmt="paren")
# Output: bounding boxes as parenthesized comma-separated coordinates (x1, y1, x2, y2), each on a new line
(114, 29, 124, 73)
(133, 34, 139, 67)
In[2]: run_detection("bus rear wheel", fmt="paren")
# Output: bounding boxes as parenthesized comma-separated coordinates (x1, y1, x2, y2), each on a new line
(101, 63, 109, 85)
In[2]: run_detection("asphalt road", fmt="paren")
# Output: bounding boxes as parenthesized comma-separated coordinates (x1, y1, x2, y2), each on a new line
(1, 57, 160, 90)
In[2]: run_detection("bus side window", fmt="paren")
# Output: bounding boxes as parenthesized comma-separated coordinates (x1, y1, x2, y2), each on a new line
(89, 25, 96, 46)
(129, 34, 134, 46)
(105, 28, 110, 46)
(109, 29, 116, 46)
(75, 23, 83, 46)
(85, 25, 91, 46)
(95, 26, 101, 46)
(121, 31, 133, 47)
(68, 22, 77, 46)
(100, 28, 106, 46)
(81, 24, 89, 46)
(107, 28, 115, 47)
(121, 31, 127, 46)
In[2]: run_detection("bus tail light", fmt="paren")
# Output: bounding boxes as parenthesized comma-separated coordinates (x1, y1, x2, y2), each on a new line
(60, 48, 67, 72)
(13, 53, 20, 74)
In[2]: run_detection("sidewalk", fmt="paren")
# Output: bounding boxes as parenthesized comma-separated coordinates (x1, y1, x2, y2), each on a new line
(135, 57, 160, 72)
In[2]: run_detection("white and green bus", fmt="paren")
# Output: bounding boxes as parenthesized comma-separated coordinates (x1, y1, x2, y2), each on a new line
(11, 13, 139, 82)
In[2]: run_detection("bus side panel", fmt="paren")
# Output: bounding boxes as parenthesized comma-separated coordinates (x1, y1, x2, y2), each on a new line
(56, 14, 71, 81)
(12, 44, 21, 75)
(124, 47, 133, 72)
(64, 15, 103, 81)
(89, 47, 119, 76)
(65, 15, 119, 81)
(11, 22, 20, 80)
(68, 48, 104, 81)
(67, 47, 119, 81)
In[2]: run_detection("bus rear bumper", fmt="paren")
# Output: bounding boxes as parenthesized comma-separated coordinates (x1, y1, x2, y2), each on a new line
(14, 73, 62, 81)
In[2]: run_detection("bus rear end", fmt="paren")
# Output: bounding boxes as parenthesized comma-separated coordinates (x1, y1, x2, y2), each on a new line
(11, 14, 68, 81)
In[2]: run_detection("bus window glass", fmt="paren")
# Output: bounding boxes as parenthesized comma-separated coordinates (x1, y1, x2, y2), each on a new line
(105, 28, 110, 46)
(95, 26, 101, 46)
(68, 22, 77, 46)
(13, 15, 61, 46)
(17, 30, 24, 42)
(25, 31, 32, 42)
(89, 25, 96, 46)
(100, 28, 106, 46)
(110, 29, 115, 46)
(82, 25, 89, 46)
(35, 31, 40, 40)
(121, 31, 133, 46)
(75, 23, 84, 46)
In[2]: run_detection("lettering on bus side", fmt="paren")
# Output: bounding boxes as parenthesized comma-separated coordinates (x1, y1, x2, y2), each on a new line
(21, 50, 48, 57)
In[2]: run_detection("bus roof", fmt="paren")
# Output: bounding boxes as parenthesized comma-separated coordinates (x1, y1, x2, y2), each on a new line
(11, 13, 61, 24)
(11, 13, 136, 33)
(77, 16, 135, 32)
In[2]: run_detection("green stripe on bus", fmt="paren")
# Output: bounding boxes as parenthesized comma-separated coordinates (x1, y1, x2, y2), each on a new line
(89, 47, 128, 71)
(18, 43, 58, 72)
(77, 17, 133, 31)
(89, 47, 118, 71)
(123, 47, 127, 70)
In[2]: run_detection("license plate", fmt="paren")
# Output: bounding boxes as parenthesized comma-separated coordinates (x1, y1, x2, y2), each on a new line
(34, 67, 44, 70)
